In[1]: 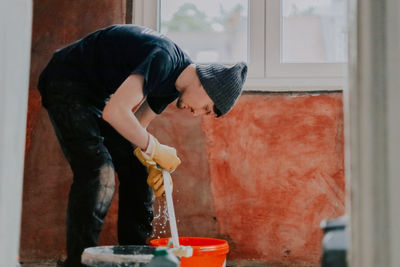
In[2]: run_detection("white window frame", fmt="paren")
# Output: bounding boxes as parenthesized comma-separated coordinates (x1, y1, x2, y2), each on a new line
(134, 0, 345, 91)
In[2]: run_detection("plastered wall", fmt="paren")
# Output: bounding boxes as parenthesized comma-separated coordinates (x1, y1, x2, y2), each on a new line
(202, 93, 344, 265)
(21, 1, 344, 265)
(21, 0, 126, 261)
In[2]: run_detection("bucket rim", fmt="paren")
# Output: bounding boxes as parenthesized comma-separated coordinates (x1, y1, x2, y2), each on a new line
(149, 237, 229, 256)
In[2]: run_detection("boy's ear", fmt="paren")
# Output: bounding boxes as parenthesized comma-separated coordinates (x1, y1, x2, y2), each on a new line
(213, 105, 222, 117)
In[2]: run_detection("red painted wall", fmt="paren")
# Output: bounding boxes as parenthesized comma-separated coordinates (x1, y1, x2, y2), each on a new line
(21, 0, 126, 262)
(21, 1, 344, 266)
(202, 93, 344, 265)
(26, 0, 128, 152)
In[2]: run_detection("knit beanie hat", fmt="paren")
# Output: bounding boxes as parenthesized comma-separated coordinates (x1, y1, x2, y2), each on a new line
(196, 62, 247, 117)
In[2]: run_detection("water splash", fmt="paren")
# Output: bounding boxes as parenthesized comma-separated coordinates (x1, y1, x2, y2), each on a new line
(152, 201, 169, 238)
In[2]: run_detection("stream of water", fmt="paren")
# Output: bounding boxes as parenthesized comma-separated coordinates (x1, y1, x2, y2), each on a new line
(162, 170, 180, 248)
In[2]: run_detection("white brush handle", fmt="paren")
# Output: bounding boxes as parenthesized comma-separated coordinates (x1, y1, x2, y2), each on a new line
(162, 170, 180, 248)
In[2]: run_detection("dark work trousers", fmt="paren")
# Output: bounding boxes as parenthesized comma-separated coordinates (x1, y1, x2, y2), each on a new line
(39, 81, 154, 267)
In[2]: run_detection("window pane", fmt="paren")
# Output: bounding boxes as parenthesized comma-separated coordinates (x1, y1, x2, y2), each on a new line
(159, 0, 248, 63)
(281, 0, 347, 63)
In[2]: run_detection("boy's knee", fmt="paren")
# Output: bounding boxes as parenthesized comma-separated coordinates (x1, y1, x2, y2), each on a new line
(94, 163, 116, 215)
(69, 143, 113, 178)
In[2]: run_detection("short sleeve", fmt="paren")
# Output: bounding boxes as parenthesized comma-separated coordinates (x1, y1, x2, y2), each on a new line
(147, 93, 179, 114)
(130, 49, 173, 95)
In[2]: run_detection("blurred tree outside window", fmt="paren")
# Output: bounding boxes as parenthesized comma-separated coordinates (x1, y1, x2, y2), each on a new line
(159, 0, 248, 64)
(282, 0, 347, 63)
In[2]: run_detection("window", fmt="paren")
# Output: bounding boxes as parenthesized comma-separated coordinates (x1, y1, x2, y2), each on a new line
(282, 0, 347, 63)
(159, 0, 248, 64)
(134, 0, 347, 90)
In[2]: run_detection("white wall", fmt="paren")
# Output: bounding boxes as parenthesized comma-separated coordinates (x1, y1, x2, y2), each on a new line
(347, 0, 400, 266)
(386, 0, 400, 265)
(0, 0, 32, 266)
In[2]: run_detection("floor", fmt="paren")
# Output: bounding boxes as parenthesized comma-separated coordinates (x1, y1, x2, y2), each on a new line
(19, 261, 318, 267)
(20, 260, 274, 267)
(20, 263, 59, 267)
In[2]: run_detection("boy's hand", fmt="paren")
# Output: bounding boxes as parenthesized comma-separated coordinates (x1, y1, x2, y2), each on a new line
(134, 134, 181, 171)
(147, 166, 173, 197)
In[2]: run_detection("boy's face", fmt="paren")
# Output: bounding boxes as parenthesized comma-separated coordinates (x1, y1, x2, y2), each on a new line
(176, 84, 216, 117)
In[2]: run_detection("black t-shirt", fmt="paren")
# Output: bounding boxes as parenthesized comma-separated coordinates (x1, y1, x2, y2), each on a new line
(41, 24, 192, 114)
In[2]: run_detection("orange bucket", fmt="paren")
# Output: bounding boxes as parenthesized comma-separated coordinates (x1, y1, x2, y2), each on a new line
(150, 237, 229, 267)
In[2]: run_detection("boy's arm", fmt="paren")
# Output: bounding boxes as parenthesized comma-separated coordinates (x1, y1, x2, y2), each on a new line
(102, 74, 151, 150)
(103, 74, 180, 171)
(134, 99, 158, 130)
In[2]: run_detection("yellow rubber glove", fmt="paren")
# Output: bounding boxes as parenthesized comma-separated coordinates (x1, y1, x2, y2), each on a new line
(134, 134, 181, 171)
(134, 148, 156, 169)
(147, 166, 173, 197)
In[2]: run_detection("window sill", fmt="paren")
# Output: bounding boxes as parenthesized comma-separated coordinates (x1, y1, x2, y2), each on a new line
(243, 77, 344, 92)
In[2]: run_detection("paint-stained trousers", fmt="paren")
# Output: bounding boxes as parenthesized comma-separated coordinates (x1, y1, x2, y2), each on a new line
(39, 81, 154, 267)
